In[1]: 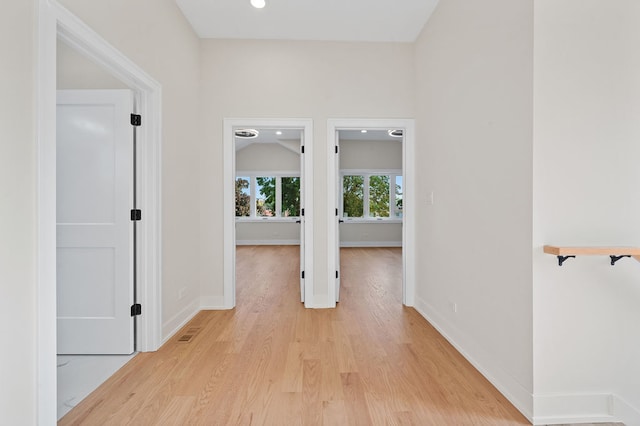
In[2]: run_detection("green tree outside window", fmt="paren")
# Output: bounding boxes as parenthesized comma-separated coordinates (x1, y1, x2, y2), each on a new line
(343, 175, 364, 217)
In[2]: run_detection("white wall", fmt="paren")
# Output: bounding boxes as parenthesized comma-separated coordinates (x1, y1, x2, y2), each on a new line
(236, 142, 300, 172)
(58, 0, 202, 338)
(200, 40, 415, 304)
(57, 40, 126, 89)
(0, 2, 37, 424)
(533, 1, 640, 423)
(414, 0, 534, 419)
(340, 139, 402, 169)
(236, 222, 300, 245)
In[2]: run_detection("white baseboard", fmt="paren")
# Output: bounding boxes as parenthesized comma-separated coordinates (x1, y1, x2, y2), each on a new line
(161, 298, 200, 345)
(613, 395, 640, 426)
(340, 241, 402, 247)
(414, 295, 534, 422)
(532, 393, 640, 425)
(533, 393, 614, 425)
(236, 240, 299, 246)
(200, 295, 229, 310)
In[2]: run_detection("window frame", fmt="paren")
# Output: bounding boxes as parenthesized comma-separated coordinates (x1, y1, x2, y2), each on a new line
(235, 171, 301, 222)
(340, 169, 403, 223)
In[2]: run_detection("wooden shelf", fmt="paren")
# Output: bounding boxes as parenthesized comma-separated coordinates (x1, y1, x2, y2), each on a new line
(543, 245, 640, 266)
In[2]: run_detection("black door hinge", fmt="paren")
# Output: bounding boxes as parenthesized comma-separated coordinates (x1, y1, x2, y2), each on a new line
(335, 208, 338, 216)
(131, 303, 142, 316)
(301, 208, 305, 216)
(131, 209, 142, 221)
(131, 114, 142, 127)
(335, 146, 338, 154)
(336, 271, 339, 279)
(301, 271, 305, 279)
(301, 146, 305, 154)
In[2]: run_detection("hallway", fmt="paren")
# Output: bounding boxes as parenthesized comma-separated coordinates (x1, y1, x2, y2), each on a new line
(59, 246, 527, 425)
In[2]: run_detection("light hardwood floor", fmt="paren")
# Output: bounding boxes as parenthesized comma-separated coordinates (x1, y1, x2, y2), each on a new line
(60, 246, 530, 425)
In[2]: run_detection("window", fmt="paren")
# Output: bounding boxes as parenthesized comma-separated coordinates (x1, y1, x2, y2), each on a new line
(235, 177, 250, 217)
(281, 177, 300, 217)
(235, 174, 301, 218)
(256, 176, 275, 217)
(395, 175, 403, 218)
(341, 171, 402, 220)
(343, 175, 364, 218)
(369, 175, 390, 217)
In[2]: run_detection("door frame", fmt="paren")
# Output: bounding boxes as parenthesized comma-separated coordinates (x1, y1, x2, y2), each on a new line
(327, 118, 416, 307)
(37, 1, 162, 422)
(223, 118, 314, 308)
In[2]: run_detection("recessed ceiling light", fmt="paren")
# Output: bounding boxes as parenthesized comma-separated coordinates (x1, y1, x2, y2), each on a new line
(388, 129, 403, 138)
(235, 129, 259, 139)
(250, 0, 265, 8)
(275, 131, 283, 135)
(361, 129, 368, 133)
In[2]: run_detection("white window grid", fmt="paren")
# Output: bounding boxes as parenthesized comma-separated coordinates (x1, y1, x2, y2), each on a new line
(236, 171, 301, 220)
(340, 169, 403, 221)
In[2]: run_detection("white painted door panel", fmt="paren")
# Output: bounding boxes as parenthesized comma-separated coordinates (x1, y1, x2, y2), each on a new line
(335, 131, 341, 302)
(57, 89, 134, 354)
(300, 130, 305, 302)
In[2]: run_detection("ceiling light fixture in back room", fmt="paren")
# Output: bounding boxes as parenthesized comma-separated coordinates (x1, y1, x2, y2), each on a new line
(250, 0, 266, 9)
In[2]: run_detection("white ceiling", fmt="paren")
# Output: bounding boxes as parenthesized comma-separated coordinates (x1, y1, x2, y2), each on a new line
(175, 0, 440, 43)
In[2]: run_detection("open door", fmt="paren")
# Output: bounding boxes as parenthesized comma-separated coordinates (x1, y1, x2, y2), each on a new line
(335, 130, 341, 302)
(299, 129, 305, 302)
(56, 89, 135, 354)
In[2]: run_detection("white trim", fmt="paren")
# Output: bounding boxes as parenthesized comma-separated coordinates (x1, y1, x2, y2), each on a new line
(532, 393, 640, 426)
(236, 218, 300, 223)
(613, 395, 640, 426)
(414, 295, 534, 422)
(532, 393, 614, 425)
(224, 118, 314, 309)
(340, 218, 402, 224)
(236, 240, 300, 246)
(37, 1, 162, 423)
(327, 118, 416, 308)
(199, 296, 227, 310)
(236, 171, 301, 176)
(340, 241, 402, 248)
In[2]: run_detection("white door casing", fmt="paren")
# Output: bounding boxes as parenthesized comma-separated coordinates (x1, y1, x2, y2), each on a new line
(56, 89, 134, 354)
(38, 1, 163, 421)
(335, 130, 341, 302)
(223, 118, 314, 309)
(327, 119, 416, 308)
(299, 129, 305, 302)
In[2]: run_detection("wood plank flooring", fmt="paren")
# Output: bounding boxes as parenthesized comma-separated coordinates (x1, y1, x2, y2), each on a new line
(59, 246, 530, 425)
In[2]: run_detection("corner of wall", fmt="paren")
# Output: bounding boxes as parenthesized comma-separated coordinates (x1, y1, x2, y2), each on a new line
(161, 298, 201, 344)
(532, 393, 640, 426)
(414, 295, 534, 423)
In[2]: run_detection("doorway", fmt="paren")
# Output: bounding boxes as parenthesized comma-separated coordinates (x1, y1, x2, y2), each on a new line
(327, 119, 416, 307)
(223, 119, 314, 308)
(234, 127, 304, 304)
(37, 2, 162, 422)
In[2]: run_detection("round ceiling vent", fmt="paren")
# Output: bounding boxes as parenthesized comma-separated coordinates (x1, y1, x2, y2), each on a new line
(388, 129, 403, 138)
(235, 129, 259, 139)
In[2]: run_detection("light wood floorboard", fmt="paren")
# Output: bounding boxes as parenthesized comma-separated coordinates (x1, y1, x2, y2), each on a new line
(60, 246, 531, 425)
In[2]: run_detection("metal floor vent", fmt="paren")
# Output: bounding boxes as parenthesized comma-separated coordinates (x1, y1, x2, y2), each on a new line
(178, 327, 201, 343)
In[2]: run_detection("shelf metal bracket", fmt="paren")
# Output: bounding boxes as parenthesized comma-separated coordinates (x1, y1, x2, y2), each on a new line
(557, 255, 575, 266)
(610, 255, 631, 266)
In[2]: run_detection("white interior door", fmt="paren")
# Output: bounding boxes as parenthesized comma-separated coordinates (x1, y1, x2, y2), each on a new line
(299, 130, 305, 302)
(335, 130, 341, 302)
(56, 89, 135, 355)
